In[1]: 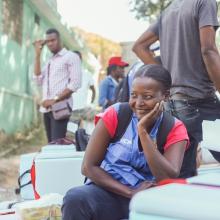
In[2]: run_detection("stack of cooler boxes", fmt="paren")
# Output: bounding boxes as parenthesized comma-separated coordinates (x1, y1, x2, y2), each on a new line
(19, 144, 85, 200)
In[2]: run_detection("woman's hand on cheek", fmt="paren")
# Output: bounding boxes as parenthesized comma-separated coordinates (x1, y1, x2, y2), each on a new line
(137, 101, 163, 133)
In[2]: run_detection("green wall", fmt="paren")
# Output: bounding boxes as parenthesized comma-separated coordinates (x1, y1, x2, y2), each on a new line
(0, 0, 68, 133)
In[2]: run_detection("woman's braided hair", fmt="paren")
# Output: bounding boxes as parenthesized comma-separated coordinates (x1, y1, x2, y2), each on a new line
(134, 64, 172, 92)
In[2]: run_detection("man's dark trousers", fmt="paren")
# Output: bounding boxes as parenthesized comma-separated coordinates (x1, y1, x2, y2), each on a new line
(43, 112, 69, 142)
(166, 95, 220, 178)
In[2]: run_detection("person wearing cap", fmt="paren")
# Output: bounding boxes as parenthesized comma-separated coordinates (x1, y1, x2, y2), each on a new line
(98, 56, 129, 109)
(114, 45, 161, 103)
(133, 0, 220, 178)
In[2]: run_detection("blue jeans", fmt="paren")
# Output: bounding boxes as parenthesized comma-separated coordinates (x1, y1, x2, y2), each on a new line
(62, 184, 130, 220)
(165, 95, 220, 178)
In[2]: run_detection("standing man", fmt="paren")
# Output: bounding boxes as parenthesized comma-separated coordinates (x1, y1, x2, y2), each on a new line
(72, 51, 96, 110)
(98, 56, 129, 109)
(133, 0, 220, 178)
(33, 28, 82, 142)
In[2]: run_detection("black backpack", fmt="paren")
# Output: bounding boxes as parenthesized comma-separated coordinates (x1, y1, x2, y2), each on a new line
(74, 103, 133, 151)
(76, 103, 175, 154)
(75, 128, 90, 151)
(115, 104, 193, 178)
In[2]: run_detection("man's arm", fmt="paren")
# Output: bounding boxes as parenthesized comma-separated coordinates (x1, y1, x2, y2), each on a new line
(133, 30, 159, 64)
(55, 88, 73, 101)
(33, 40, 45, 76)
(41, 88, 73, 109)
(200, 26, 220, 93)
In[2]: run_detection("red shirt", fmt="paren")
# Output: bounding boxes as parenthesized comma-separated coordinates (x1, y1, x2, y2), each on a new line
(95, 106, 189, 151)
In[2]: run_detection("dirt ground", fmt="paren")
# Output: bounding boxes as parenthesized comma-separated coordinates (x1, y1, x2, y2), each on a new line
(0, 125, 47, 198)
(0, 115, 91, 201)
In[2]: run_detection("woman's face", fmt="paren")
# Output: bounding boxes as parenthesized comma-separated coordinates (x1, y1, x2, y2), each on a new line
(129, 76, 165, 120)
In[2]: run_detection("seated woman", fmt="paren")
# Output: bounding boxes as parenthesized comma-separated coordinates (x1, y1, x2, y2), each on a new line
(62, 64, 189, 220)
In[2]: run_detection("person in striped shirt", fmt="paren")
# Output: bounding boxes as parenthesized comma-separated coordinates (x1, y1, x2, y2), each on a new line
(33, 28, 82, 142)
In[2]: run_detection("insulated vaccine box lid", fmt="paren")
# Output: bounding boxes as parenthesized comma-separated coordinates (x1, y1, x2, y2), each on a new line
(41, 144, 76, 153)
(35, 151, 85, 160)
(187, 172, 220, 187)
(130, 184, 220, 219)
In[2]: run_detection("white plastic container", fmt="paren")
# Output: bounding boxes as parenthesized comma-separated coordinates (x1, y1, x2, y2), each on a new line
(130, 183, 220, 220)
(200, 120, 220, 164)
(19, 153, 37, 200)
(19, 145, 85, 199)
(34, 147, 85, 197)
(0, 209, 17, 220)
(187, 172, 220, 186)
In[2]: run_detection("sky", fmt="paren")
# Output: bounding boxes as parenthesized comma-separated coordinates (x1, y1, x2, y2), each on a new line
(57, 0, 148, 42)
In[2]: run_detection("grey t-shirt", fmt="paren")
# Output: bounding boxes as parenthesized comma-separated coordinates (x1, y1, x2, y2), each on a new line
(148, 0, 219, 99)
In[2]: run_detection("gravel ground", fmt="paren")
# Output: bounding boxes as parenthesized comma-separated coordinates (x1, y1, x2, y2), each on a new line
(0, 125, 46, 202)
(0, 116, 94, 203)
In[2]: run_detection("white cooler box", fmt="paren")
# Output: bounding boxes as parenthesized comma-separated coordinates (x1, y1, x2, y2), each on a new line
(19, 153, 38, 200)
(200, 120, 220, 164)
(187, 172, 220, 187)
(198, 164, 220, 175)
(19, 145, 85, 200)
(129, 183, 220, 220)
(0, 209, 17, 220)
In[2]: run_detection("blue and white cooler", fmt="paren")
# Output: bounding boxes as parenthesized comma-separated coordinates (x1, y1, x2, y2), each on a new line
(19, 144, 85, 200)
(129, 183, 220, 220)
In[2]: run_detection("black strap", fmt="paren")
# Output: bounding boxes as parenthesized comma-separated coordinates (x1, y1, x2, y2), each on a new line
(84, 103, 132, 183)
(115, 76, 130, 103)
(111, 104, 174, 149)
(111, 103, 133, 143)
(156, 111, 175, 154)
(209, 150, 220, 162)
(16, 169, 32, 194)
(114, 79, 124, 102)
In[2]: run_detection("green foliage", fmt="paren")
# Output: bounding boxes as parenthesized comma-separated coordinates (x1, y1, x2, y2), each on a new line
(74, 27, 121, 71)
(129, 0, 172, 21)
(129, 0, 220, 21)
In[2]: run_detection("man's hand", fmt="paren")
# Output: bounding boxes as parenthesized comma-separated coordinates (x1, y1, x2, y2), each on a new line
(42, 99, 55, 109)
(131, 181, 156, 197)
(137, 101, 163, 133)
(33, 40, 45, 56)
(105, 100, 114, 108)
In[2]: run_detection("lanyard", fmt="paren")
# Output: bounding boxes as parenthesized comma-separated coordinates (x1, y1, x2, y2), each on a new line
(149, 112, 163, 140)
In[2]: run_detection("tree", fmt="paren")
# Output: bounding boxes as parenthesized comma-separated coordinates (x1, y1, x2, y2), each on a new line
(74, 27, 121, 71)
(129, 0, 220, 21)
(129, 0, 172, 21)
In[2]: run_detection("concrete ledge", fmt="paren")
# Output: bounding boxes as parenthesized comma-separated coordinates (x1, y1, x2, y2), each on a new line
(0, 88, 33, 100)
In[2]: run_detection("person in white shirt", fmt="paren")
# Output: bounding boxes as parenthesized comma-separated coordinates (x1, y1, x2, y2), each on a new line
(72, 51, 96, 110)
